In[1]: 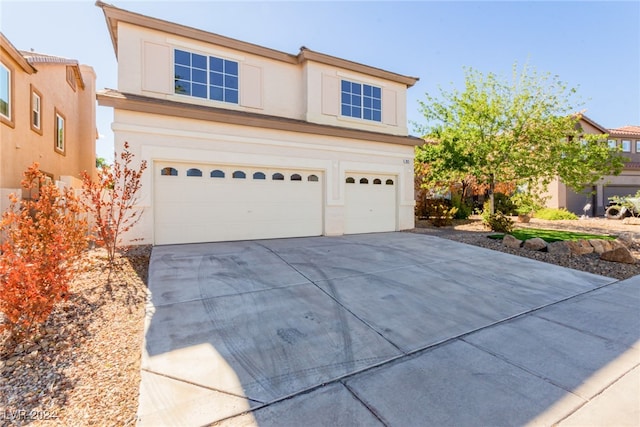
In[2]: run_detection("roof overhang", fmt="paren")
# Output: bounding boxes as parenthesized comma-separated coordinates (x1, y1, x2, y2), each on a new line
(0, 32, 37, 74)
(97, 89, 423, 147)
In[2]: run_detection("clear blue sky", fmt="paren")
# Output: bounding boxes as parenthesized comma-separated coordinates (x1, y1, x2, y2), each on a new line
(2, 1, 639, 162)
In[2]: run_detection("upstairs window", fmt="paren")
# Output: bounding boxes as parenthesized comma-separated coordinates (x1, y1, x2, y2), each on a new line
(341, 80, 381, 122)
(31, 86, 42, 133)
(621, 140, 631, 152)
(636, 141, 640, 153)
(0, 62, 10, 123)
(174, 49, 238, 104)
(54, 109, 65, 155)
(608, 139, 617, 149)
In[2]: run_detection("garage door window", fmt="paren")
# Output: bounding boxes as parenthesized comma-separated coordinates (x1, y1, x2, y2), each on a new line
(211, 169, 225, 178)
(373, 178, 382, 185)
(308, 175, 319, 182)
(360, 178, 369, 184)
(346, 177, 355, 184)
(386, 179, 394, 185)
(161, 167, 178, 176)
(272, 173, 284, 181)
(187, 168, 202, 177)
(233, 171, 246, 179)
(291, 174, 302, 181)
(253, 172, 266, 180)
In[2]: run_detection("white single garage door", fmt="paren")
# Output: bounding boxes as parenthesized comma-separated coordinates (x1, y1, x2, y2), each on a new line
(154, 163, 323, 244)
(344, 175, 396, 234)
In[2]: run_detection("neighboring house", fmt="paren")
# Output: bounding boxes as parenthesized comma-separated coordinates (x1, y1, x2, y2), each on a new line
(95, 2, 421, 245)
(545, 115, 640, 216)
(0, 32, 97, 212)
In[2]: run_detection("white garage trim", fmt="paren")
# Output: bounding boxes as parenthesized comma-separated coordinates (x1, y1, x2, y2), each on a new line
(344, 174, 397, 234)
(154, 162, 323, 244)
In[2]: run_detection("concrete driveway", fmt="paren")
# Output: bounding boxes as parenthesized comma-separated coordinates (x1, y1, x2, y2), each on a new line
(137, 232, 640, 426)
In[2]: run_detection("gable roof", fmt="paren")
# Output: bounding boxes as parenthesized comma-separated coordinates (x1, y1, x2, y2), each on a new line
(578, 114, 608, 134)
(95, 1, 419, 87)
(0, 32, 37, 74)
(19, 50, 86, 89)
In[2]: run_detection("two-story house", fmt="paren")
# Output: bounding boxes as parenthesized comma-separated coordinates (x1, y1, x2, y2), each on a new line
(96, 2, 421, 245)
(0, 33, 97, 212)
(545, 116, 640, 215)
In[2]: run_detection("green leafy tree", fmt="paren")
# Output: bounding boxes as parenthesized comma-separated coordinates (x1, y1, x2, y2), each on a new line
(415, 64, 626, 213)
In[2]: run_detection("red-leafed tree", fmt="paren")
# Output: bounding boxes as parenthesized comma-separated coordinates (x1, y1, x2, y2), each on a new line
(81, 142, 147, 266)
(0, 164, 87, 339)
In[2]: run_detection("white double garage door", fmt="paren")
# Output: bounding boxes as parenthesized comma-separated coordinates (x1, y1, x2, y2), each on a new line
(154, 162, 397, 245)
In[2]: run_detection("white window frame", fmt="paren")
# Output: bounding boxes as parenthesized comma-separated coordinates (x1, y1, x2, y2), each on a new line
(31, 86, 42, 133)
(608, 139, 617, 149)
(54, 109, 65, 154)
(0, 62, 11, 123)
(636, 140, 640, 153)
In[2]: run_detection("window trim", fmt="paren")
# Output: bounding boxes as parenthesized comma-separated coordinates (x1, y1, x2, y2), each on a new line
(608, 139, 617, 150)
(30, 85, 43, 134)
(0, 60, 14, 127)
(636, 140, 640, 153)
(54, 108, 66, 155)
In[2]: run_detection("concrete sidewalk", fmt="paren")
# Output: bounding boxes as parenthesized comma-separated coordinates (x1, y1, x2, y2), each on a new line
(137, 233, 640, 426)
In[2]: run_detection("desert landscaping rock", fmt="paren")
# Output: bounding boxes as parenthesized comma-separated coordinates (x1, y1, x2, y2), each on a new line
(567, 240, 594, 255)
(588, 239, 613, 254)
(547, 241, 572, 255)
(503, 234, 523, 249)
(600, 247, 637, 264)
(523, 237, 547, 251)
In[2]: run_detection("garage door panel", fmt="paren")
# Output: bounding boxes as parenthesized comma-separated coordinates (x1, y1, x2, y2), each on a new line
(345, 176, 396, 234)
(154, 163, 323, 244)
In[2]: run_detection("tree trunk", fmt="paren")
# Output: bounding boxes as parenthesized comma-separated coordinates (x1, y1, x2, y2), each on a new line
(489, 175, 495, 214)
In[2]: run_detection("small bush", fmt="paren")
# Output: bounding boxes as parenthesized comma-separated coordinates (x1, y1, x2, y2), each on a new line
(534, 208, 578, 220)
(420, 198, 458, 227)
(451, 193, 472, 219)
(483, 211, 514, 233)
(494, 193, 518, 215)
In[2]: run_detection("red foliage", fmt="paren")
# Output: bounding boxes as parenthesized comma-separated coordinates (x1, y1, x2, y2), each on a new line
(0, 164, 87, 339)
(81, 141, 147, 266)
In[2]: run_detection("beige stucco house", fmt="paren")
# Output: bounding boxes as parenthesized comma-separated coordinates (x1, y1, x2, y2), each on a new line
(545, 116, 640, 215)
(0, 32, 97, 212)
(96, 2, 421, 245)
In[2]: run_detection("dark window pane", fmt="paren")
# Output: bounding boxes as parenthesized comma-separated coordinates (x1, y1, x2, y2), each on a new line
(225, 75, 238, 89)
(363, 97, 372, 108)
(308, 175, 319, 182)
(232, 170, 246, 179)
(363, 109, 372, 120)
(352, 94, 361, 106)
(175, 81, 190, 95)
(210, 86, 224, 101)
(352, 107, 361, 118)
(360, 178, 369, 184)
(187, 168, 203, 177)
(174, 65, 190, 80)
(210, 72, 223, 86)
(192, 68, 206, 83)
(225, 89, 238, 104)
(253, 172, 266, 180)
(225, 60, 238, 75)
(192, 53, 207, 69)
(175, 49, 190, 66)
(192, 83, 207, 98)
(373, 110, 381, 122)
(341, 80, 350, 91)
(161, 167, 178, 176)
(373, 178, 382, 184)
(346, 177, 355, 183)
(210, 57, 224, 72)
(363, 85, 371, 96)
(372, 86, 381, 98)
(373, 98, 381, 110)
(272, 173, 284, 181)
(341, 92, 351, 104)
(352, 83, 361, 95)
(210, 169, 225, 178)
(385, 179, 394, 185)
(291, 174, 302, 181)
(341, 104, 351, 116)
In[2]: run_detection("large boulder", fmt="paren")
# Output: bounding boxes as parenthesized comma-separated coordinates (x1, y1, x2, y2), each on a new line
(588, 239, 613, 254)
(503, 234, 523, 249)
(600, 247, 636, 264)
(567, 239, 594, 255)
(523, 237, 547, 251)
(547, 241, 571, 255)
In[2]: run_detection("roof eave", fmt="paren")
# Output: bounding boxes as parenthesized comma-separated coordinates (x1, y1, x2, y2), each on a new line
(0, 32, 37, 74)
(97, 89, 423, 147)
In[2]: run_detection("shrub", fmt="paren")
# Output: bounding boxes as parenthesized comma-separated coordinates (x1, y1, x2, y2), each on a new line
(482, 211, 514, 233)
(81, 142, 147, 266)
(451, 193, 472, 219)
(0, 164, 87, 340)
(494, 192, 518, 215)
(420, 198, 458, 227)
(534, 208, 578, 220)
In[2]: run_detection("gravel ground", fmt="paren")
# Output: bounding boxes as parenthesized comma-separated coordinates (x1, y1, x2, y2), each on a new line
(411, 216, 640, 280)
(1, 218, 638, 426)
(0, 246, 150, 426)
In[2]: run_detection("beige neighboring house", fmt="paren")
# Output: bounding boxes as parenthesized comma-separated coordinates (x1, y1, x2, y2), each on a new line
(0, 32, 97, 212)
(545, 115, 640, 216)
(95, 2, 421, 245)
